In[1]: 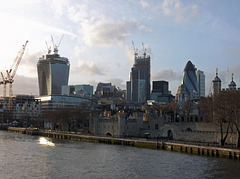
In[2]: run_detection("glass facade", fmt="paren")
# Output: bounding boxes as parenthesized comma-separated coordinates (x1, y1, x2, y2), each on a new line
(129, 55, 150, 104)
(37, 54, 70, 96)
(182, 61, 199, 99)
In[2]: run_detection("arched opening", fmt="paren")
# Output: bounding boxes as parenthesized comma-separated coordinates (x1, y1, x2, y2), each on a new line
(186, 127, 192, 132)
(106, 132, 112, 136)
(167, 130, 173, 140)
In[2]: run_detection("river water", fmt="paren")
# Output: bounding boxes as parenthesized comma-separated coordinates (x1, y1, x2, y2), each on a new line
(0, 130, 240, 179)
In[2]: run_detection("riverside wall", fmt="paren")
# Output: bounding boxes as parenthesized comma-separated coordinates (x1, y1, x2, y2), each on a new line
(5, 127, 240, 160)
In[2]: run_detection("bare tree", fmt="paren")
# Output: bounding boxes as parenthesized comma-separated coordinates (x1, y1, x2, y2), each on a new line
(200, 91, 240, 146)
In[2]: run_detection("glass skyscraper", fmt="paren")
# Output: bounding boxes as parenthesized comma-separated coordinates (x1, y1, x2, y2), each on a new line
(182, 61, 199, 99)
(127, 54, 150, 104)
(176, 61, 205, 103)
(37, 53, 70, 96)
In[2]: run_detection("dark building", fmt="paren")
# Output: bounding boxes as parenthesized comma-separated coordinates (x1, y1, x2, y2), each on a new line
(151, 81, 174, 103)
(127, 53, 151, 104)
(152, 81, 168, 94)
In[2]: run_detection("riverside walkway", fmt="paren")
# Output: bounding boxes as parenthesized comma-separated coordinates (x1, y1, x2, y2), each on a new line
(7, 127, 240, 160)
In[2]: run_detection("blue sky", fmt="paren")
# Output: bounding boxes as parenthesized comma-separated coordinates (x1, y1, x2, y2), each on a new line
(0, 0, 240, 96)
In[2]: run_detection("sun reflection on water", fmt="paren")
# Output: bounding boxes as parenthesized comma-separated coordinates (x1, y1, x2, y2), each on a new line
(39, 137, 55, 147)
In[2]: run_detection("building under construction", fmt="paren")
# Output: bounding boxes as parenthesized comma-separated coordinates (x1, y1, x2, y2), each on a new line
(127, 44, 151, 104)
(37, 41, 70, 96)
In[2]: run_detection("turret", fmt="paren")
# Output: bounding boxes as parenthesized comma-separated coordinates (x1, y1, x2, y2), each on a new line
(212, 68, 221, 95)
(229, 73, 236, 90)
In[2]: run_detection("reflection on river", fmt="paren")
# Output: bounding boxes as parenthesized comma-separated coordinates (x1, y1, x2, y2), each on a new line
(0, 130, 240, 179)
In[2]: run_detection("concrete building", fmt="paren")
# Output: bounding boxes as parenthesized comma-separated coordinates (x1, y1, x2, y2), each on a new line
(37, 51, 70, 96)
(127, 53, 150, 104)
(0, 95, 41, 126)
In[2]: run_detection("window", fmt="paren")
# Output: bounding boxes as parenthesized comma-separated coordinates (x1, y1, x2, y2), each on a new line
(155, 124, 159, 129)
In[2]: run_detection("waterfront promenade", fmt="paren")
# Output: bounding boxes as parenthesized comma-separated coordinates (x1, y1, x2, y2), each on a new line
(6, 127, 240, 160)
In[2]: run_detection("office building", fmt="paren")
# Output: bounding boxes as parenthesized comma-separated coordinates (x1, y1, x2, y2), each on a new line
(197, 70, 205, 97)
(176, 61, 205, 103)
(37, 51, 70, 96)
(150, 81, 174, 103)
(127, 53, 150, 104)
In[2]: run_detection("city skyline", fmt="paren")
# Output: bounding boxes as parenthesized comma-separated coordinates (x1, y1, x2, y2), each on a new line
(0, 0, 240, 96)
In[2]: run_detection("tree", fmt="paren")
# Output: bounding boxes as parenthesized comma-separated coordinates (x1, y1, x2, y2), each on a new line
(200, 91, 240, 146)
(166, 101, 179, 122)
(183, 100, 191, 122)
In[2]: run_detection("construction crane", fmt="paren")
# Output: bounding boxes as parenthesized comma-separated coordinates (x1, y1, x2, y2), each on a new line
(51, 35, 64, 54)
(132, 41, 138, 59)
(142, 42, 146, 57)
(0, 72, 7, 98)
(6, 40, 28, 119)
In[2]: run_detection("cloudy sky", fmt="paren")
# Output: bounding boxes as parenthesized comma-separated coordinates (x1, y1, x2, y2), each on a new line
(0, 0, 240, 96)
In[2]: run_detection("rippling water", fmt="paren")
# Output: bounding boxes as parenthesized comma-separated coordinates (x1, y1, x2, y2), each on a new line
(0, 130, 240, 179)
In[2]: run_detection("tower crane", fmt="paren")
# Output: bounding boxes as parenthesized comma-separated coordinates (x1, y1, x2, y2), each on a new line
(0, 72, 7, 98)
(6, 40, 28, 116)
(51, 35, 64, 54)
(132, 41, 138, 59)
(142, 42, 146, 57)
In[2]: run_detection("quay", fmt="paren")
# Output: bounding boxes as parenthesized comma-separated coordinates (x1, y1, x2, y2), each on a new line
(7, 127, 240, 160)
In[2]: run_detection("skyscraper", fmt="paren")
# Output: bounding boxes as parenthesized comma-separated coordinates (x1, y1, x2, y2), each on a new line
(37, 51, 70, 96)
(176, 61, 205, 103)
(197, 70, 205, 97)
(127, 53, 150, 104)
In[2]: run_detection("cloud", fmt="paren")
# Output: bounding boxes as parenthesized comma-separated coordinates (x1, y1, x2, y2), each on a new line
(140, 0, 150, 8)
(71, 61, 105, 76)
(82, 20, 138, 46)
(152, 68, 182, 82)
(13, 75, 38, 96)
(161, 0, 198, 23)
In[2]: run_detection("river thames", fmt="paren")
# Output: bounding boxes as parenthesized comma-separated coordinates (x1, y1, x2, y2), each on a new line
(0, 130, 240, 179)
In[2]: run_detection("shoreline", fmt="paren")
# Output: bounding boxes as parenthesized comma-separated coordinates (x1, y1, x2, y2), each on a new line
(6, 127, 240, 160)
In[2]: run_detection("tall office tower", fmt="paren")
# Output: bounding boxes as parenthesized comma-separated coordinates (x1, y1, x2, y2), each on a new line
(129, 53, 150, 104)
(197, 70, 205, 97)
(37, 50, 70, 96)
(182, 61, 199, 99)
(212, 69, 221, 95)
(152, 81, 169, 94)
(126, 81, 131, 102)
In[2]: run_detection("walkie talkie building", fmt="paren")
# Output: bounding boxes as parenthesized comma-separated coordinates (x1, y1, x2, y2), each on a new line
(37, 52, 70, 96)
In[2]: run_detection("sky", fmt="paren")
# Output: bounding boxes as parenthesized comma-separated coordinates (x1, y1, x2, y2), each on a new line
(0, 0, 240, 97)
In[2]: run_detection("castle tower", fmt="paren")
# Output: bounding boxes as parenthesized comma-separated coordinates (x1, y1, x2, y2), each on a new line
(229, 73, 236, 90)
(212, 68, 221, 95)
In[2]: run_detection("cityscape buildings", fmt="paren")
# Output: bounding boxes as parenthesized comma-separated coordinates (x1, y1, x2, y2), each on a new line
(150, 81, 174, 103)
(62, 84, 93, 98)
(127, 52, 150, 104)
(37, 50, 70, 96)
(176, 61, 205, 105)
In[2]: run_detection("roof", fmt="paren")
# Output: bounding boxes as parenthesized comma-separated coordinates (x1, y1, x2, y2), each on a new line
(212, 75, 221, 82)
(184, 61, 195, 72)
